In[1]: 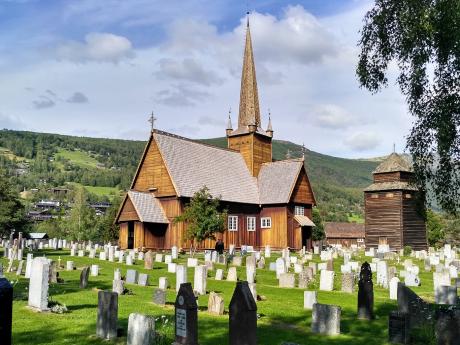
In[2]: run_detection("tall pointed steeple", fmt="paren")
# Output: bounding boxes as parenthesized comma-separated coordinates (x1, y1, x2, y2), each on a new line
(238, 17, 261, 130)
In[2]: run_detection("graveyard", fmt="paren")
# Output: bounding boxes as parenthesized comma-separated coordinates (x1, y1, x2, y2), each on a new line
(1, 242, 456, 345)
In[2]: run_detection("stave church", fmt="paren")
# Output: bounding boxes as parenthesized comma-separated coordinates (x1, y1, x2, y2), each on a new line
(116, 20, 317, 250)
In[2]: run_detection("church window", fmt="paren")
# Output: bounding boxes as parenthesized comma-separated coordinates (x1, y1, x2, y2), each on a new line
(228, 216, 238, 231)
(247, 217, 256, 231)
(294, 206, 304, 216)
(261, 217, 271, 228)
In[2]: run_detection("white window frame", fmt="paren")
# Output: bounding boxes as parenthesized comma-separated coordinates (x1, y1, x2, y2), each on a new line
(228, 216, 238, 231)
(294, 205, 305, 216)
(247, 216, 256, 231)
(261, 217, 272, 229)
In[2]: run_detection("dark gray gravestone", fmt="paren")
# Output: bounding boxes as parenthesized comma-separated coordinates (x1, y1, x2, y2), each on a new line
(397, 283, 433, 328)
(0, 278, 13, 345)
(435, 307, 460, 345)
(153, 289, 166, 306)
(357, 262, 374, 320)
(229, 281, 257, 345)
(173, 283, 198, 345)
(48, 260, 57, 284)
(96, 291, 118, 340)
(388, 311, 409, 344)
(80, 267, 90, 289)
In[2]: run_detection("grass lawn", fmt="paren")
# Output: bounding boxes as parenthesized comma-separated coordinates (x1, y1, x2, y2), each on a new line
(55, 149, 102, 169)
(347, 214, 364, 224)
(82, 185, 120, 197)
(1, 249, 435, 345)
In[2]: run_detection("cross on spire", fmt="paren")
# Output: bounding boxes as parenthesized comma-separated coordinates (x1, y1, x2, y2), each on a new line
(148, 112, 157, 132)
(302, 143, 306, 161)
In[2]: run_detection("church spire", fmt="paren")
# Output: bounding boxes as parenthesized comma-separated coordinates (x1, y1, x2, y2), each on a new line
(238, 16, 261, 130)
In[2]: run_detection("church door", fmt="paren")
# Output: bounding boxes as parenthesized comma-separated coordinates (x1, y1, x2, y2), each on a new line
(301, 226, 312, 250)
(128, 221, 135, 249)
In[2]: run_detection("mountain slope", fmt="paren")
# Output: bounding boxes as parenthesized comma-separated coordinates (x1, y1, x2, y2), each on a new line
(0, 129, 379, 221)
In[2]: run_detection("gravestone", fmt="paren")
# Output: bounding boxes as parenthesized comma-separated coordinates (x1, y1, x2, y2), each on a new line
(0, 278, 13, 345)
(159, 277, 169, 290)
(96, 291, 118, 340)
(276, 258, 286, 278)
(208, 291, 224, 315)
(388, 311, 410, 344)
(404, 272, 420, 287)
(91, 264, 99, 277)
(153, 289, 166, 305)
(66, 261, 74, 271)
(126, 255, 133, 266)
(341, 273, 354, 293)
(279, 273, 295, 288)
(174, 283, 198, 345)
(176, 265, 188, 292)
(389, 277, 400, 300)
(80, 267, 90, 289)
(229, 281, 257, 345)
(304, 291, 317, 310)
(48, 260, 57, 283)
(16, 260, 24, 276)
(28, 257, 50, 311)
(435, 286, 457, 305)
(126, 269, 138, 284)
(257, 256, 265, 269)
(435, 307, 460, 345)
(357, 262, 374, 320)
(215, 269, 224, 280)
(227, 267, 238, 282)
(232, 256, 242, 267)
(319, 270, 335, 291)
(144, 251, 154, 270)
(165, 255, 172, 264)
(311, 303, 341, 335)
(298, 268, 313, 288)
(112, 279, 124, 295)
(397, 283, 432, 328)
(114, 268, 122, 281)
(308, 262, 317, 275)
(138, 273, 149, 287)
(193, 265, 207, 295)
(171, 246, 178, 260)
(168, 263, 177, 273)
(326, 259, 334, 271)
(155, 254, 163, 263)
(246, 265, 256, 284)
(127, 313, 155, 345)
(187, 258, 198, 267)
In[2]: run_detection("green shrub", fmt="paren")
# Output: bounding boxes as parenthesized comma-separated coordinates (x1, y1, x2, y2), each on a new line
(403, 246, 412, 256)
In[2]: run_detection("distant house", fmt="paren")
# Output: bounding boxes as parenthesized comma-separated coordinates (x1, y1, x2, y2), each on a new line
(90, 202, 112, 216)
(28, 233, 49, 240)
(324, 222, 365, 247)
(27, 210, 53, 222)
(48, 187, 70, 196)
(36, 200, 60, 209)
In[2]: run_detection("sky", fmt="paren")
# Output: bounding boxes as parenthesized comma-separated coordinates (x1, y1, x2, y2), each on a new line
(0, 0, 411, 158)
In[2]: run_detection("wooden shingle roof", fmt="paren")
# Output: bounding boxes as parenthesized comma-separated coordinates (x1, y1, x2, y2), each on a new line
(373, 153, 412, 174)
(324, 222, 365, 238)
(364, 181, 418, 192)
(128, 190, 169, 223)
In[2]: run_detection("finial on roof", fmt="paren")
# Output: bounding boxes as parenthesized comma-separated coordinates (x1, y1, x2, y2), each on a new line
(227, 107, 233, 130)
(302, 143, 306, 161)
(266, 109, 273, 137)
(148, 111, 157, 132)
(393, 143, 396, 153)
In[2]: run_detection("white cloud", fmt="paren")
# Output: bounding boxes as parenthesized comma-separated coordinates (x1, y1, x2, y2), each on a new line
(155, 84, 211, 107)
(344, 132, 381, 152)
(155, 58, 224, 86)
(32, 96, 55, 109)
(312, 104, 354, 129)
(56, 33, 134, 63)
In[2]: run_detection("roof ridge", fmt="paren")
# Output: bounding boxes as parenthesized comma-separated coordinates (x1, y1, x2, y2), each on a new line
(153, 129, 240, 154)
(261, 158, 303, 166)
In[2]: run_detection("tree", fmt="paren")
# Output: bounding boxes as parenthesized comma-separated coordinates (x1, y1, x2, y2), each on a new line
(426, 209, 445, 247)
(65, 186, 97, 241)
(0, 170, 27, 236)
(97, 195, 121, 243)
(174, 186, 227, 256)
(312, 208, 325, 241)
(357, 1, 460, 213)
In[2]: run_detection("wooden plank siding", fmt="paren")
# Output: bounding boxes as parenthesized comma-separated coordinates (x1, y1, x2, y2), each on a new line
(133, 137, 176, 197)
(260, 206, 288, 249)
(119, 223, 128, 249)
(402, 193, 427, 250)
(291, 169, 315, 205)
(373, 172, 401, 183)
(228, 133, 271, 177)
(117, 197, 139, 222)
(365, 191, 403, 249)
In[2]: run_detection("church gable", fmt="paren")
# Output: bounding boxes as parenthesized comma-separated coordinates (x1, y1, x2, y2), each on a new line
(290, 167, 316, 205)
(117, 195, 139, 222)
(132, 135, 176, 197)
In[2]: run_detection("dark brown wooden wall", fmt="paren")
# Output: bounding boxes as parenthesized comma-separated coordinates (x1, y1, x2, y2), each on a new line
(291, 169, 315, 205)
(402, 193, 427, 250)
(228, 133, 272, 177)
(365, 191, 403, 249)
(118, 197, 139, 222)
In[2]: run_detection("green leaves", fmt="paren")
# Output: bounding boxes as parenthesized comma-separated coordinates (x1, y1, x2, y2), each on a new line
(358, 0, 460, 213)
(0, 170, 27, 236)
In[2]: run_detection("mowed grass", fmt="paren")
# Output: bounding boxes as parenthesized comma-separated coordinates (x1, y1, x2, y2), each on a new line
(55, 149, 101, 169)
(83, 185, 120, 197)
(1, 249, 436, 345)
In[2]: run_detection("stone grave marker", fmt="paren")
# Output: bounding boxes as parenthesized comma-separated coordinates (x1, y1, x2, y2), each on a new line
(311, 303, 341, 335)
(114, 268, 121, 281)
(298, 267, 313, 288)
(16, 260, 24, 276)
(91, 265, 99, 277)
(174, 283, 198, 345)
(144, 251, 154, 270)
(357, 262, 374, 320)
(319, 270, 334, 291)
(308, 262, 317, 275)
(168, 263, 177, 273)
(138, 273, 149, 287)
(215, 269, 224, 280)
(28, 257, 50, 311)
(207, 292, 224, 315)
(304, 291, 317, 310)
(187, 258, 198, 267)
(66, 261, 74, 271)
(279, 273, 295, 288)
(155, 254, 163, 263)
(257, 256, 265, 269)
(153, 289, 166, 305)
(0, 278, 13, 345)
(48, 260, 57, 284)
(389, 277, 399, 300)
(341, 273, 354, 293)
(165, 255, 172, 264)
(80, 267, 90, 289)
(229, 281, 257, 345)
(227, 267, 238, 282)
(435, 286, 457, 305)
(276, 258, 286, 278)
(193, 265, 207, 295)
(404, 272, 420, 287)
(232, 256, 242, 267)
(171, 246, 178, 260)
(159, 277, 169, 289)
(176, 265, 188, 292)
(388, 311, 410, 344)
(112, 279, 124, 295)
(127, 313, 155, 345)
(96, 291, 118, 340)
(126, 269, 138, 284)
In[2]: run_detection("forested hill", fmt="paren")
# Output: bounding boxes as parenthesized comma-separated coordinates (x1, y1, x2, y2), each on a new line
(0, 129, 380, 221)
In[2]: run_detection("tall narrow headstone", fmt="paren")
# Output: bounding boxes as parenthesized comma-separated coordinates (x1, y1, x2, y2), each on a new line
(229, 281, 257, 345)
(357, 262, 374, 320)
(96, 291, 118, 340)
(0, 278, 13, 345)
(174, 283, 198, 345)
(28, 257, 50, 311)
(176, 265, 188, 292)
(127, 313, 155, 345)
(80, 267, 90, 289)
(144, 251, 154, 270)
(193, 265, 207, 295)
(207, 292, 224, 315)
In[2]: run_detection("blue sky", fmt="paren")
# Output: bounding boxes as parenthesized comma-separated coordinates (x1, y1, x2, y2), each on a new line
(0, 0, 411, 158)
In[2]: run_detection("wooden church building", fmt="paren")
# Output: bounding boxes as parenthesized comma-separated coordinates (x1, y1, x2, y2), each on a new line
(116, 20, 316, 250)
(364, 153, 427, 250)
